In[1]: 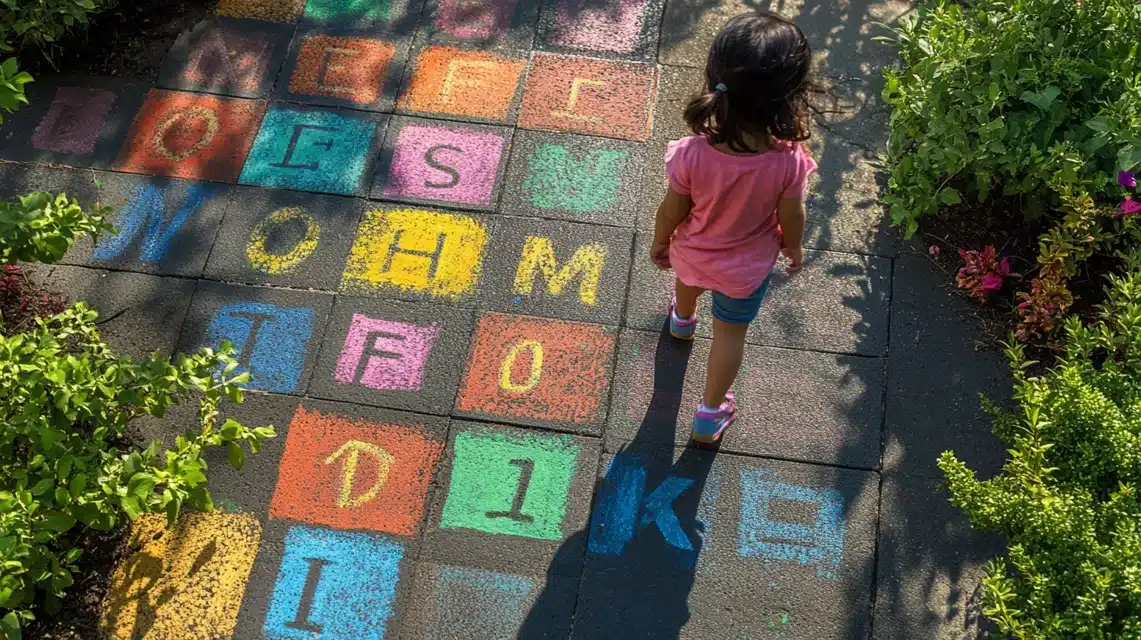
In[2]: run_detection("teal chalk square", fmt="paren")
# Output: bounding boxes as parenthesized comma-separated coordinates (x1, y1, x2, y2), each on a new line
(240, 106, 379, 196)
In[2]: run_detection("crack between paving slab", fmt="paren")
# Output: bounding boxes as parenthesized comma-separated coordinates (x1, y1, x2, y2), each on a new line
(866, 255, 897, 638)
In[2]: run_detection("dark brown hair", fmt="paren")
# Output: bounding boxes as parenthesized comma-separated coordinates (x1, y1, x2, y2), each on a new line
(684, 11, 822, 152)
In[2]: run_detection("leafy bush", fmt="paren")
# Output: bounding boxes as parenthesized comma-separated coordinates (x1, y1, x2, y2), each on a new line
(939, 246, 1141, 637)
(0, 191, 112, 265)
(0, 57, 30, 123)
(882, 0, 1141, 236)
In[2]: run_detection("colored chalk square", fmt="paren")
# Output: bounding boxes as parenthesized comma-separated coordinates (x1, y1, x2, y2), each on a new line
(419, 0, 542, 50)
(341, 206, 491, 301)
(501, 129, 645, 226)
(264, 525, 405, 640)
(114, 89, 266, 182)
(738, 469, 848, 580)
(518, 53, 656, 141)
(536, 0, 664, 61)
(101, 512, 261, 640)
(302, 0, 425, 31)
(396, 46, 526, 122)
(240, 104, 383, 196)
(158, 19, 292, 98)
(309, 297, 476, 414)
(455, 313, 615, 432)
(269, 405, 445, 535)
(79, 175, 230, 277)
(217, 0, 304, 22)
(439, 426, 579, 540)
(373, 117, 511, 209)
(203, 188, 365, 290)
(280, 32, 407, 110)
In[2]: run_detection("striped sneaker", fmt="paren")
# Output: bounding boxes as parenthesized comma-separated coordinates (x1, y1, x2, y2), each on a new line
(691, 392, 736, 443)
(669, 297, 697, 340)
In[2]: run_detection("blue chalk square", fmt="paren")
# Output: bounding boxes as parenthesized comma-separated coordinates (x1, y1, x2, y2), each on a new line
(177, 280, 334, 396)
(264, 525, 407, 640)
(240, 103, 386, 196)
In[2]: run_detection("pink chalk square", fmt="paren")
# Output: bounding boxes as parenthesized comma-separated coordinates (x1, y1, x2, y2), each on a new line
(375, 119, 511, 208)
(32, 87, 118, 154)
(436, 0, 516, 38)
(551, 0, 645, 54)
(334, 314, 439, 391)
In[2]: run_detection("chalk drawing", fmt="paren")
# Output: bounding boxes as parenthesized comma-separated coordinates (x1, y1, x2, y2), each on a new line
(552, 77, 606, 124)
(498, 339, 543, 393)
(400, 48, 524, 120)
(522, 144, 627, 213)
(151, 107, 220, 162)
(183, 30, 270, 93)
(32, 87, 117, 154)
(92, 183, 220, 263)
(435, 0, 516, 39)
(552, 0, 646, 54)
(269, 406, 444, 535)
(334, 314, 439, 391)
(246, 207, 321, 274)
(325, 440, 396, 508)
(341, 208, 488, 299)
(205, 302, 314, 393)
(305, 0, 391, 22)
(737, 469, 847, 580)
(240, 107, 377, 194)
(426, 566, 536, 639)
(382, 124, 506, 205)
(439, 428, 578, 540)
(264, 525, 404, 640)
(512, 236, 605, 305)
(289, 36, 396, 103)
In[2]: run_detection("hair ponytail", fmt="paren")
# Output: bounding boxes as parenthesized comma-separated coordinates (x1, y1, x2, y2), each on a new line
(683, 90, 725, 141)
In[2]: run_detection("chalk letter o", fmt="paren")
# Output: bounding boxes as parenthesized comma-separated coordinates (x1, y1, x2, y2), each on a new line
(151, 107, 220, 162)
(499, 339, 543, 393)
(246, 207, 321, 274)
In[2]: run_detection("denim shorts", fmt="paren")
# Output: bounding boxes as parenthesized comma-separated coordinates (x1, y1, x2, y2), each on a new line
(711, 276, 771, 324)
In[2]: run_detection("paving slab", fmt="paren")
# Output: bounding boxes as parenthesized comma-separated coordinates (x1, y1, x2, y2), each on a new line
(501, 129, 646, 227)
(519, 53, 657, 141)
(113, 88, 267, 182)
(308, 296, 477, 414)
(607, 327, 883, 468)
(396, 44, 528, 124)
(478, 216, 633, 324)
(535, 0, 666, 63)
(203, 186, 364, 290)
(274, 30, 412, 112)
(627, 234, 891, 355)
(416, 0, 543, 51)
(239, 102, 387, 196)
(874, 473, 1002, 640)
(571, 446, 879, 638)
(300, 0, 428, 34)
(0, 76, 148, 168)
(372, 116, 514, 210)
(61, 171, 232, 278)
(0, 163, 105, 212)
(419, 421, 600, 573)
(454, 312, 618, 435)
(157, 18, 294, 99)
(40, 265, 194, 359)
(638, 64, 703, 224)
(216, 0, 305, 22)
(802, 131, 895, 257)
(884, 252, 1008, 479)
(177, 280, 334, 395)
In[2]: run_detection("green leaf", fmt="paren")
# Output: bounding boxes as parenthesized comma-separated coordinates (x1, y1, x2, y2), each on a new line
(41, 512, 76, 533)
(939, 188, 962, 205)
(0, 612, 21, 640)
(228, 442, 245, 470)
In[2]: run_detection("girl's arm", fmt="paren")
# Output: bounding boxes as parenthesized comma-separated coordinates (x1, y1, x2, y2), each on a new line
(777, 197, 806, 273)
(650, 187, 692, 269)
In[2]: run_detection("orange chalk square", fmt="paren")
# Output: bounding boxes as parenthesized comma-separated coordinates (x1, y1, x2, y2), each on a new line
(217, 0, 304, 22)
(519, 53, 655, 141)
(269, 405, 445, 536)
(398, 46, 526, 121)
(289, 35, 397, 105)
(456, 313, 615, 428)
(114, 89, 265, 181)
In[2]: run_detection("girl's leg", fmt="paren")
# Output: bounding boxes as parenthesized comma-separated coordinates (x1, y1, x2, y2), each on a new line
(703, 317, 748, 407)
(674, 278, 704, 318)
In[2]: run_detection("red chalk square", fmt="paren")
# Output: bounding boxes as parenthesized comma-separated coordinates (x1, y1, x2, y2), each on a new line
(455, 313, 615, 427)
(114, 89, 266, 181)
(269, 405, 445, 536)
(518, 53, 655, 141)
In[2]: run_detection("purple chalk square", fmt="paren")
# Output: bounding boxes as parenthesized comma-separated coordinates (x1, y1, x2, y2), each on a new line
(436, 0, 517, 38)
(380, 123, 508, 206)
(552, 0, 645, 54)
(32, 87, 118, 154)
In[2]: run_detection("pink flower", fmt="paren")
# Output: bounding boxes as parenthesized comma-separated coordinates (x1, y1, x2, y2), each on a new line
(928, 245, 941, 256)
(1120, 171, 1137, 189)
(1122, 197, 1141, 215)
(981, 273, 1005, 292)
(998, 257, 1012, 277)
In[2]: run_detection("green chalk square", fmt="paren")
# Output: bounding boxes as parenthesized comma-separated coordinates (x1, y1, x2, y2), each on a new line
(239, 105, 380, 196)
(523, 144, 629, 213)
(304, 0, 389, 21)
(439, 428, 579, 541)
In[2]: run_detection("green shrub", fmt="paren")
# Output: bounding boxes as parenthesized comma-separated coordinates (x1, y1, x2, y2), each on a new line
(0, 57, 30, 123)
(0, 191, 112, 265)
(0, 0, 118, 62)
(881, 0, 1141, 236)
(939, 247, 1141, 637)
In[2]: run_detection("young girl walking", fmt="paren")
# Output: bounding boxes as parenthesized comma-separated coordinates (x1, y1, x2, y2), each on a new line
(651, 10, 819, 443)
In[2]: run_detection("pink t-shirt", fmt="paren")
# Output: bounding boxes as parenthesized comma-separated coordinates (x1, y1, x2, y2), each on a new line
(666, 135, 817, 298)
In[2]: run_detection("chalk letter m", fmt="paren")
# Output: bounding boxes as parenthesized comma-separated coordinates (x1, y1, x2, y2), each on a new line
(92, 183, 220, 262)
(512, 236, 605, 306)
